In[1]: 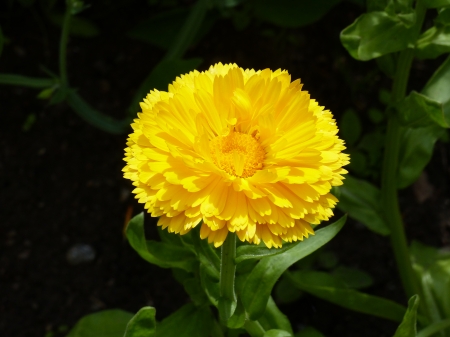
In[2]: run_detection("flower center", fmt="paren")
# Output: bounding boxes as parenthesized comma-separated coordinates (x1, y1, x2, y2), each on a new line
(209, 132, 265, 178)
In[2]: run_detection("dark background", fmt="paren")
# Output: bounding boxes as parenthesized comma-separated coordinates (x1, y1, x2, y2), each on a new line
(1, 1, 449, 336)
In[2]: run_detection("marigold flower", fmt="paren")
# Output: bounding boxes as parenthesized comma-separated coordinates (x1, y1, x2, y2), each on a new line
(123, 63, 349, 248)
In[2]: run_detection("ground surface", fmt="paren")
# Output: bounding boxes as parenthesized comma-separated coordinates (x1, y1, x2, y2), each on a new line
(1, 1, 449, 337)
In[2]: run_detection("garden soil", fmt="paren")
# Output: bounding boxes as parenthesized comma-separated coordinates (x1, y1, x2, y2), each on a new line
(1, 2, 449, 337)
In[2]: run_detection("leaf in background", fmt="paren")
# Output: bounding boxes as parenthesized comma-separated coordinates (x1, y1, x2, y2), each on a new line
(429, 260, 450, 319)
(397, 91, 449, 128)
(128, 8, 217, 50)
(392, 295, 419, 337)
(337, 175, 390, 235)
(294, 326, 325, 337)
(129, 58, 203, 116)
(416, 25, 450, 59)
(235, 242, 298, 264)
(0, 74, 56, 88)
(155, 304, 213, 337)
(422, 0, 450, 8)
(124, 307, 156, 337)
(397, 125, 444, 188)
(340, 109, 362, 146)
(376, 53, 396, 78)
(410, 240, 441, 270)
(275, 275, 302, 304)
(340, 11, 416, 61)
(66, 310, 134, 337)
(0, 25, 4, 58)
(22, 113, 37, 132)
(48, 13, 99, 38)
(183, 278, 209, 306)
(331, 266, 374, 289)
(287, 270, 407, 322)
(422, 55, 450, 124)
(263, 330, 292, 337)
(258, 297, 294, 335)
(241, 216, 346, 320)
(253, 0, 341, 28)
(66, 90, 130, 134)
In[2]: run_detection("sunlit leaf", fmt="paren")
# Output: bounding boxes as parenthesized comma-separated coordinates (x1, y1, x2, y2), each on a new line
(337, 175, 390, 235)
(241, 216, 346, 320)
(253, 0, 340, 28)
(66, 310, 133, 337)
(124, 307, 156, 337)
(340, 11, 416, 61)
(392, 295, 419, 337)
(416, 25, 450, 59)
(288, 270, 407, 322)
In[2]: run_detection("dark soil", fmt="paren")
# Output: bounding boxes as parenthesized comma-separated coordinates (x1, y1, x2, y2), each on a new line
(1, 1, 449, 337)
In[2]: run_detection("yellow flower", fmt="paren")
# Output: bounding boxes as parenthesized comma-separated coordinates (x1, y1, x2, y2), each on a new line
(123, 63, 349, 248)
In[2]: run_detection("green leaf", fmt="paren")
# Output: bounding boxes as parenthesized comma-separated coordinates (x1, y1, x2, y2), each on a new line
(410, 240, 441, 270)
(397, 125, 444, 188)
(241, 216, 346, 320)
(129, 58, 203, 116)
(393, 295, 420, 337)
(155, 304, 213, 337)
(294, 327, 325, 337)
(0, 74, 56, 88)
(124, 307, 156, 337)
(422, 55, 450, 124)
(253, 0, 341, 28)
(340, 109, 362, 146)
(258, 297, 294, 335)
(22, 113, 37, 132)
(376, 53, 396, 78)
(287, 270, 407, 322)
(66, 90, 130, 134)
(48, 13, 99, 37)
(37, 87, 57, 99)
(397, 91, 449, 128)
(263, 330, 292, 337)
(183, 278, 209, 306)
(422, 0, 450, 8)
(128, 8, 216, 50)
(226, 299, 246, 329)
(66, 310, 133, 337)
(331, 266, 374, 289)
(417, 319, 450, 337)
(337, 175, 390, 235)
(340, 11, 416, 61)
(235, 242, 298, 264)
(416, 25, 450, 59)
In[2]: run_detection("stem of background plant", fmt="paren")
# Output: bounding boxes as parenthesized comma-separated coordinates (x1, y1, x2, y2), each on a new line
(219, 232, 236, 319)
(59, 3, 72, 86)
(381, 0, 426, 303)
(164, 0, 208, 61)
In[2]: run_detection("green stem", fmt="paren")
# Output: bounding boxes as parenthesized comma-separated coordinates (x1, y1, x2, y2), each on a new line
(164, 0, 208, 61)
(59, 4, 72, 86)
(244, 320, 266, 337)
(219, 232, 236, 321)
(381, 0, 427, 301)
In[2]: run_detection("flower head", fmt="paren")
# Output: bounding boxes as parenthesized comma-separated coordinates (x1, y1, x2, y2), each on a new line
(123, 63, 349, 248)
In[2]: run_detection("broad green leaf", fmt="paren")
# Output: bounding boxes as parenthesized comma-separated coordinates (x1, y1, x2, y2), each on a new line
(287, 270, 407, 322)
(416, 25, 450, 59)
(294, 327, 325, 337)
(235, 242, 297, 264)
(393, 295, 420, 337)
(422, 0, 450, 8)
(66, 310, 133, 337)
(66, 91, 129, 134)
(155, 304, 213, 337)
(258, 297, 294, 335)
(241, 216, 346, 320)
(397, 91, 449, 128)
(422, 55, 450, 124)
(124, 307, 156, 337)
(128, 8, 216, 50)
(264, 330, 292, 337)
(226, 299, 246, 329)
(331, 266, 374, 289)
(340, 109, 362, 146)
(0, 74, 56, 88)
(337, 175, 390, 235)
(253, 0, 340, 28)
(128, 58, 203, 115)
(340, 11, 416, 61)
(397, 125, 444, 188)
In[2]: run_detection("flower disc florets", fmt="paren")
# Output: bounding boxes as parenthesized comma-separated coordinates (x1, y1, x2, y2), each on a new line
(123, 63, 349, 248)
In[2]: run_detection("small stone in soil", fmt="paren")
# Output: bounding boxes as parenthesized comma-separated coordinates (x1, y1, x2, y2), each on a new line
(66, 244, 96, 265)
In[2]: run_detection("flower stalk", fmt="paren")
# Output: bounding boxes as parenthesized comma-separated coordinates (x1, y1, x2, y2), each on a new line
(381, 0, 426, 302)
(219, 232, 237, 322)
